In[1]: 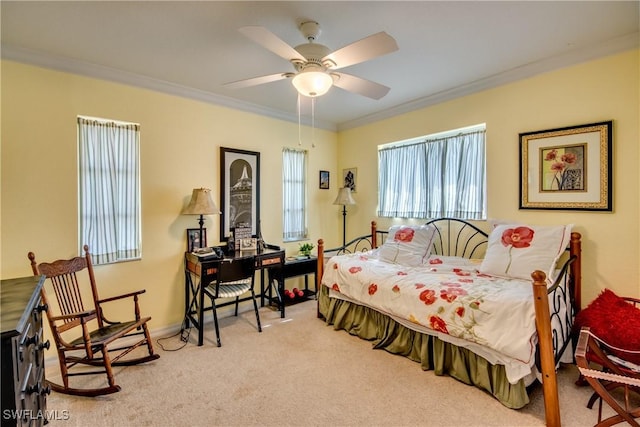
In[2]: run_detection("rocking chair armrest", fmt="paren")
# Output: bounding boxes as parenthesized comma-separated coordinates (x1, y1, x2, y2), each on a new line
(97, 289, 146, 304)
(49, 309, 97, 322)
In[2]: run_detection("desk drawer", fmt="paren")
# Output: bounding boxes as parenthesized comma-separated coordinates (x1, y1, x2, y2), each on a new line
(283, 261, 317, 278)
(257, 256, 282, 268)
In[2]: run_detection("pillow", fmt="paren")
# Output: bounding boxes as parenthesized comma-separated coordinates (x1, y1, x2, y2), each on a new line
(377, 225, 436, 267)
(573, 289, 640, 365)
(479, 223, 572, 281)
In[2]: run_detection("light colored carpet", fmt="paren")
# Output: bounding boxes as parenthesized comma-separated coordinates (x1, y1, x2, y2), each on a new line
(46, 300, 619, 426)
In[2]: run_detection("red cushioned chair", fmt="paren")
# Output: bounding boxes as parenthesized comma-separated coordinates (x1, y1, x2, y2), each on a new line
(574, 291, 640, 426)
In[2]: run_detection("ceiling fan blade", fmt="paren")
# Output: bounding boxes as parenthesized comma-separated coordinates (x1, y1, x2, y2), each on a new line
(239, 26, 304, 62)
(323, 32, 398, 70)
(332, 72, 391, 100)
(223, 73, 290, 89)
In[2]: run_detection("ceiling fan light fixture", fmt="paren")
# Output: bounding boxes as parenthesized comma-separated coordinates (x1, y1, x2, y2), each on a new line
(292, 70, 333, 97)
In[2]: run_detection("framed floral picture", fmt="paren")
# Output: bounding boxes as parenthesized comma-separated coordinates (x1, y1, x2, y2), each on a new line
(519, 121, 612, 211)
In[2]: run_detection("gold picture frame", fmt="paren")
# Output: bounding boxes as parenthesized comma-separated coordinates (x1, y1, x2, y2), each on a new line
(519, 121, 612, 211)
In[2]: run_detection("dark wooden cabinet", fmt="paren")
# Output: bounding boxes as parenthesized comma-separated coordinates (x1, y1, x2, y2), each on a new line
(1, 276, 49, 427)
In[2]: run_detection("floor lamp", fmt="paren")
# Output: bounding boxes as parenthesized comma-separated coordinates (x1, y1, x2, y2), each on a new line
(333, 187, 356, 247)
(182, 188, 221, 249)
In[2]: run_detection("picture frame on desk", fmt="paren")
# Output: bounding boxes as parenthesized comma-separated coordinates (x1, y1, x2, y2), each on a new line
(220, 147, 260, 240)
(240, 238, 257, 251)
(187, 228, 207, 252)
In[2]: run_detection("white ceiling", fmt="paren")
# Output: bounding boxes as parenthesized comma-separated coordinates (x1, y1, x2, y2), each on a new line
(2, 1, 638, 131)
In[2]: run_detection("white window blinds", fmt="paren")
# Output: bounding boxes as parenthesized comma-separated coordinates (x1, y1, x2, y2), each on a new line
(282, 147, 308, 241)
(378, 128, 486, 220)
(78, 117, 141, 264)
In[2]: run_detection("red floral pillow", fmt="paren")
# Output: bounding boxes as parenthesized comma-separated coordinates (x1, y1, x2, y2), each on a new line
(376, 225, 436, 267)
(479, 223, 572, 281)
(573, 289, 640, 364)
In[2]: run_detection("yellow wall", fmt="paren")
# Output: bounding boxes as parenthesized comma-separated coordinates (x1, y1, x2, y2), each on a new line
(338, 49, 640, 305)
(2, 49, 639, 343)
(1, 61, 340, 331)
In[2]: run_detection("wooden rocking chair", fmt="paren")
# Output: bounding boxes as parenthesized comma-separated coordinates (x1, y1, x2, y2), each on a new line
(28, 245, 159, 397)
(575, 327, 640, 426)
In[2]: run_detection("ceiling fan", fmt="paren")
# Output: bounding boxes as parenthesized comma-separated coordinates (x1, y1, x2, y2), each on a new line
(223, 21, 399, 99)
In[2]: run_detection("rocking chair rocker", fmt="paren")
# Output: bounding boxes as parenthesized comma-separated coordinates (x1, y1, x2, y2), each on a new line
(28, 245, 159, 396)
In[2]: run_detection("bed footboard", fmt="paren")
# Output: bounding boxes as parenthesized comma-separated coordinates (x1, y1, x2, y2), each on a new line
(532, 231, 582, 427)
(316, 221, 383, 304)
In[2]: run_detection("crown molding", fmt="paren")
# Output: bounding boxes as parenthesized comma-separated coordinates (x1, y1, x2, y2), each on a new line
(337, 32, 639, 131)
(3, 31, 637, 133)
(1, 45, 337, 131)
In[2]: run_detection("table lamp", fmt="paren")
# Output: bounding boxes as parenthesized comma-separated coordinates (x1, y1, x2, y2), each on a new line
(182, 188, 221, 249)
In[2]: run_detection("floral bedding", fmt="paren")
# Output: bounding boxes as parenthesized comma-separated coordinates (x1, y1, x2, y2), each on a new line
(322, 251, 543, 382)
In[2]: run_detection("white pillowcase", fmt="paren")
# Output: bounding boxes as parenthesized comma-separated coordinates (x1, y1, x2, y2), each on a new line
(479, 223, 573, 281)
(377, 225, 437, 267)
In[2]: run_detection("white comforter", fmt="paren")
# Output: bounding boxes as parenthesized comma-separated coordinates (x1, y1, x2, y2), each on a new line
(322, 251, 541, 383)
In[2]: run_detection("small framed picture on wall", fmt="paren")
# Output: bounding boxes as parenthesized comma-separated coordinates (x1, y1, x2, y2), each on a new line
(319, 170, 330, 189)
(343, 168, 357, 192)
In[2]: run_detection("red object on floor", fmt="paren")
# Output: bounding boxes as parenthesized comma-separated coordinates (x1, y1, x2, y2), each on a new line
(573, 288, 640, 364)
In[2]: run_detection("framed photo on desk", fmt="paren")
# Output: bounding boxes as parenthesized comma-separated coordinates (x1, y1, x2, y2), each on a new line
(187, 228, 207, 252)
(240, 237, 257, 251)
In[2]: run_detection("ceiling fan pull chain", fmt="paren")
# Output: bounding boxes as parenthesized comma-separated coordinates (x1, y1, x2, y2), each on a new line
(297, 93, 302, 146)
(311, 97, 316, 148)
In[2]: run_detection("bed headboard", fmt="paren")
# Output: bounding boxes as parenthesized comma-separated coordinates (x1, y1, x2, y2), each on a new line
(319, 218, 490, 258)
(425, 218, 488, 259)
(369, 218, 488, 259)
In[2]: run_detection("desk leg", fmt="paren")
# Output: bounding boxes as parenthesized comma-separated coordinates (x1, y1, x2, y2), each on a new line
(279, 274, 285, 318)
(198, 280, 205, 346)
(260, 269, 265, 307)
(184, 270, 190, 329)
(313, 273, 317, 299)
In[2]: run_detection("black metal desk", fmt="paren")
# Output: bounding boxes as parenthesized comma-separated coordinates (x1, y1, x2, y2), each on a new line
(264, 256, 317, 318)
(184, 247, 285, 346)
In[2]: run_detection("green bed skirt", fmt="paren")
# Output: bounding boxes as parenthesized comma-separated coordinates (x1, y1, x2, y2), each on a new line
(318, 285, 531, 409)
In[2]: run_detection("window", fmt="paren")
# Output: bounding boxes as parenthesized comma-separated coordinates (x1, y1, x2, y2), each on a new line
(78, 116, 141, 265)
(378, 125, 486, 220)
(282, 147, 308, 241)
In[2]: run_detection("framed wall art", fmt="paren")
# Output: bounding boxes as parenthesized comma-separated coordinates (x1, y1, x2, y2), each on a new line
(220, 147, 260, 240)
(519, 121, 612, 211)
(187, 228, 207, 252)
(342, 167, 357, 192)
(319, 170, 330, 189)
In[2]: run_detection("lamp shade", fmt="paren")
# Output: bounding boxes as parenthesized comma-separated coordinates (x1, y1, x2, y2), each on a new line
(292, 70, 333, 97)
(182, 188, 221, 215)
(333, 187, 356, 206)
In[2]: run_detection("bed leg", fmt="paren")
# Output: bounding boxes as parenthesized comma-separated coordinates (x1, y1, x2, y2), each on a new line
(532, 270, 561, 427)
